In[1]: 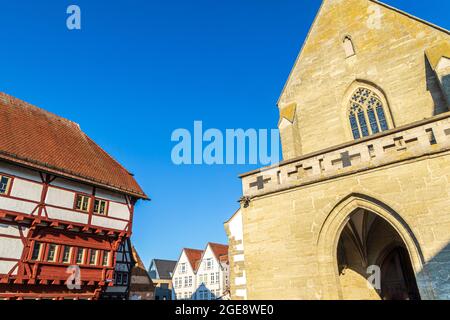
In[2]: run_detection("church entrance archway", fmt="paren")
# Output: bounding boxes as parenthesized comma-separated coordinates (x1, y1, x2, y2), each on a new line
(336, 209, 421, 300)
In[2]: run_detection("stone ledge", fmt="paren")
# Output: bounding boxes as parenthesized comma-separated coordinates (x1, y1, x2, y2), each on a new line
(241, 113, 450, 198)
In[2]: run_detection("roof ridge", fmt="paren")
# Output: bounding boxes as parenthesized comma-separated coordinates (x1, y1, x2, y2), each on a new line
(0, 92, 80, 129)
(0, 91, 147, 199)
(184, 248, 203, 252)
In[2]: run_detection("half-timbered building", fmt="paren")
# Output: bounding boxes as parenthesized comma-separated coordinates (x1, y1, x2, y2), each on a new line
(0, 92, 148, 299)
(101, 239, 134, 300)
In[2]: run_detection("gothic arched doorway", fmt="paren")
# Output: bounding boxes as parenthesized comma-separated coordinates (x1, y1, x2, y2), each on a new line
(336, 209, 421, 300)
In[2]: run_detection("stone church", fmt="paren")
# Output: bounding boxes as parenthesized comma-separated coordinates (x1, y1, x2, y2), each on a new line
(225, 0, 450, 300)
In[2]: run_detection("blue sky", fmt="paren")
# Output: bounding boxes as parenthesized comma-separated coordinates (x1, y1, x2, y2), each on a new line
(0, 0, 448, 266)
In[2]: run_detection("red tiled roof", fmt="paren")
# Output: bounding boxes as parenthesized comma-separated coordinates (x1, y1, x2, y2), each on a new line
(219, 255, 229, 264)
(209, 243, 229, 261)
(0, 92, 147, 199)
(183, 248, 203, 270)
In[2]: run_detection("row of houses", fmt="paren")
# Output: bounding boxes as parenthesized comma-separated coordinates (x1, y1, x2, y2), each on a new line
(149, 243, 230, 300)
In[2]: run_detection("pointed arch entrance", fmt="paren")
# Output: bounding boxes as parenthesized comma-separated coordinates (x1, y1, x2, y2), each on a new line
(316, 194, 429, 300)
(337, 209, 420, 300)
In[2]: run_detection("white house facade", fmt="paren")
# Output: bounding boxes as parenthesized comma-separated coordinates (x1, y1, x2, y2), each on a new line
(172, 248, 199, 300)
(172, 243, 229, 300)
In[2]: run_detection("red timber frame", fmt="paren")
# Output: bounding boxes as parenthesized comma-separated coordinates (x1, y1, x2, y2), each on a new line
(0, 170, 138, 300)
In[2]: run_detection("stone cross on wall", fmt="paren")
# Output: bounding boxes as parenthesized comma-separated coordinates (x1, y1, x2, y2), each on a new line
(340, 151, 353, 168)
(249, 176, 271, 190)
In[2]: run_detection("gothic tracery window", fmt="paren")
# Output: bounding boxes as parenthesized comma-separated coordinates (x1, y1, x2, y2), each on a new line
(349, 87, 389, 140)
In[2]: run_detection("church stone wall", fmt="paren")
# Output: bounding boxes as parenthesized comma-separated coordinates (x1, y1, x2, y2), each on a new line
(241, 150, 450, 299)
(228, 0, 450, 300)
(278, 0, 449, 159)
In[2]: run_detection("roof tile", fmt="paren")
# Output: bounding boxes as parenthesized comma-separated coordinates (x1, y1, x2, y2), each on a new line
(0, 92, 147, 198)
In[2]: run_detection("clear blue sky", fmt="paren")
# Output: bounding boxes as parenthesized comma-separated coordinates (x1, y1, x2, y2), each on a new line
(0, 0, 448, 267)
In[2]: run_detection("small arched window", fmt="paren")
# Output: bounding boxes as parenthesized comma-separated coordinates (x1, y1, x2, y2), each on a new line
(348, 87, 389, 139)
(343, 36, 356, 58)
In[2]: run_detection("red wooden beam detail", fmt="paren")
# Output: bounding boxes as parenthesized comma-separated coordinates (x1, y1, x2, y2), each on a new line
(14, 215, 25, 222)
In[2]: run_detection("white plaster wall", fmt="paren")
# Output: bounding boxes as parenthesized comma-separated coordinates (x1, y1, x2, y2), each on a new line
(236, 289, 247, 299)
(45, 186, 75, 208)
(228, 210, 244, 247)
(0, 237, 23, 260)
(235, 271, 247, 286)
(107, 202, 130, 220)
(0, 162, 41, 182)
(46, 207, 88, 224)
(0, 223, 28, 237)
(96, 188, 126, 203)
(0, 197, 36, 215)
(173, 250, 196, 299)
(10, 178, 42, 202)
(228, 210, 247, 299)
(91, 215, 127, 230)
(0, 261, 18, 275)
(0, 224, 25, 275)
(51, 177, 93, 194)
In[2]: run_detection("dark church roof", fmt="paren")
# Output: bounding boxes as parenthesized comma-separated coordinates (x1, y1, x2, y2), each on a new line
(150, 259, 177, 280)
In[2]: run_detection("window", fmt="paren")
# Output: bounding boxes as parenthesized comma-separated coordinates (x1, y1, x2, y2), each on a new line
(180, 263, 186, 273)
(0, 175, 11, 195)
(216, 272, 220, 284)
(349, 87, 389, 140)
(102, 251, 110, 266)
(76, 248, 85, 264)
(75, 194, 90, 212)
(31, 242, 43, 261)
(188, 276, 192, 287)
(116, 272, 123, 285)
(206, 258, 213, 270)
(62, 246, 72, 263)
(210, 272, 215, 284)
(89, 249, 98, 265)
(122, 273, 129, 285)
(93, 199, 108, 215)
(184, 277, 188, 287)
(46, 244, 58, 262)
(343, 36, 356, 58)
(114, 272, 129, 285)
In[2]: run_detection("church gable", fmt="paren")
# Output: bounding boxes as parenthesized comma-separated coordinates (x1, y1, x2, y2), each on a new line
(278, 0, 450, 158)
